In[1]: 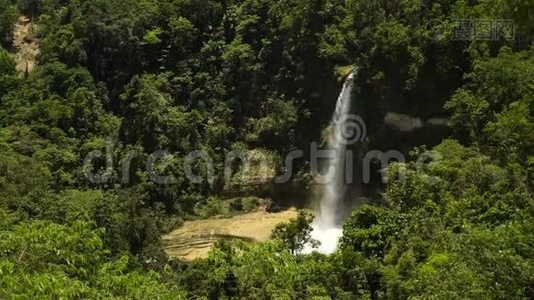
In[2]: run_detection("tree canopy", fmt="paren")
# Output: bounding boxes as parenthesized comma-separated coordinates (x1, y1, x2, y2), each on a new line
(0, 0, 532, 298)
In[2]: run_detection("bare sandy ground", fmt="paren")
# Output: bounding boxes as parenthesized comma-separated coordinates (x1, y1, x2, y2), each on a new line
(163, 208, 298, 261)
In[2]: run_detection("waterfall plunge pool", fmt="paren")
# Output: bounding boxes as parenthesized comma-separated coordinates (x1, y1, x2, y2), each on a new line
(302, 225, 343, 254)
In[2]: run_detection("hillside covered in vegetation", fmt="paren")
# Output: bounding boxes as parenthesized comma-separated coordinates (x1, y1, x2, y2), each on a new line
(0, 0, 533, 298)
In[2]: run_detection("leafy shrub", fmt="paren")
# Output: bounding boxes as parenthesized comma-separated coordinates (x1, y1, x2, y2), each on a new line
(194, 197, 228, 218)
(241, 196, 260, 212)
(228, 198, 243, 212)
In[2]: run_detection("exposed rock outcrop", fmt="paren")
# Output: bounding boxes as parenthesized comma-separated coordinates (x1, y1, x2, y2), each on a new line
(13, 16, 39, 74)
(162, 208, 297, 260)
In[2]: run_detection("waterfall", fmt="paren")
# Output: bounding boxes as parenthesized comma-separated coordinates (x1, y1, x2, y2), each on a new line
(305, 72, 355, 254)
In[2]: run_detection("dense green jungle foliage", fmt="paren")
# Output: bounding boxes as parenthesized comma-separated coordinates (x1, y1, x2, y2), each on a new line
(0, 0, 533, 298)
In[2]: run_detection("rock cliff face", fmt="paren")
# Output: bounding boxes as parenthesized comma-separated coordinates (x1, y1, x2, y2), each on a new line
(363, 109, 451, 163)
(13, 16, 39, 74)
(163, 209, 298, 260)
(222, 149, 278, 197)
(342, 68, 453, 203)
(218, 68, 453, 208)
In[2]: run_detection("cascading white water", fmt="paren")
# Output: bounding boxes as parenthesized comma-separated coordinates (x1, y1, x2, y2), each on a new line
(305, 72, 355, 254)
